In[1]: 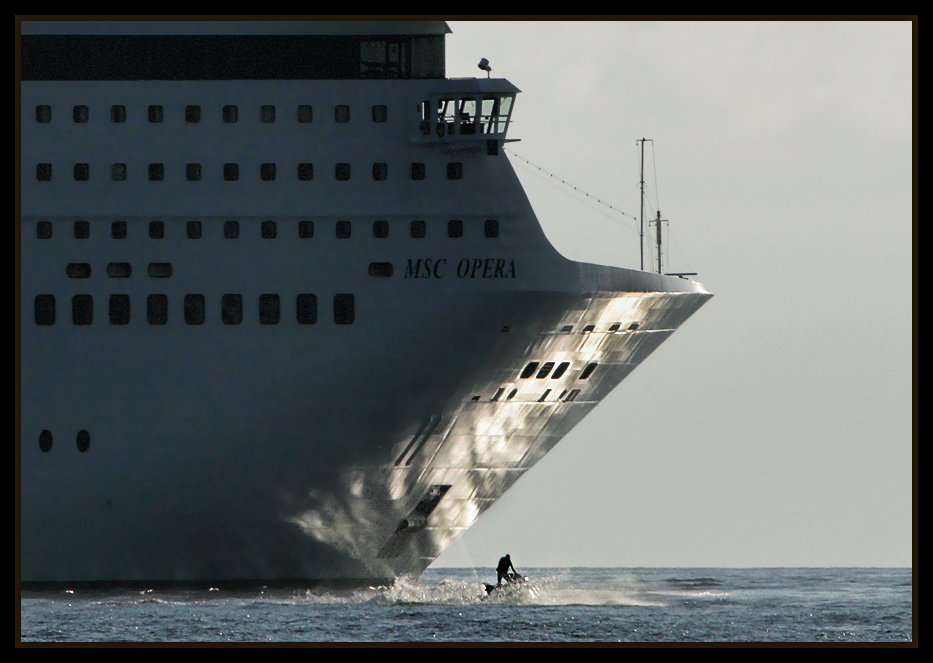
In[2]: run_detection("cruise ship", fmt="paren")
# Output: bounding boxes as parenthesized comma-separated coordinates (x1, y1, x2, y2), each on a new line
(20, 20, 712, 587)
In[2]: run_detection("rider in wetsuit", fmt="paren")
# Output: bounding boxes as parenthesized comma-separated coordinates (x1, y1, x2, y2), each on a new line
(497, 554, 517, 586)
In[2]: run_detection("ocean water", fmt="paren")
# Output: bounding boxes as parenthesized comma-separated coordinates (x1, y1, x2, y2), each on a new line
(20, 568, 912, 643)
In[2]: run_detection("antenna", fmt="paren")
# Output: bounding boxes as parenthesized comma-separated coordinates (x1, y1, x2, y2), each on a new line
(650, 210, 667, 274)
(637, 138, 652, 271)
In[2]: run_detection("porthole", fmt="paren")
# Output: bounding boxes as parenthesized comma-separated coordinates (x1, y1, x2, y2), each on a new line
(373, 220, 389, 238)
(299, 220, 314, 238)
(261, 220, 277, 239)
(36, 221, 52, 239)
(39, 430, 53, 453)
(112, 163, 127, 181)
(147, 294, 168, 325)
(36, 105, 51, 123)
(185, 105, 201, 123)
(333, 294, 355, 324)
(336, 221, 351, 238)
(184, 294, 205, 325)
(109, 294, 130, 325)
(111, 220, 128, 240)
(73, 163, 89, 181)
(149, 220, 164, 239)
(298, 163, 314, 180)
(34, 295, 55, 326)
(76, 429, 90, 453)
(260, 163, 276, 181)
(224, 163, 239, 181)
(36, 164, 52, 181)
(259, 294, 280, 325)
(224, 220, 239, 239)
(222, 294, 243, 325)
(72, 294, 93, 325)
(148, 163, 164, 181)
(66, 263, 92, 278)
(223, 105, 238, 123)
(336, 163, 351, 181)
(297, 294, 318, 324)
(74, 221, 90, 239)
(447, 219, 463, 238)
(106, 262, 132, 278)
(147, 262, 173, 278)
(297, 105, 313, 123)
(186, 163, 201, 181)
(410, 220, 426, 238)
(187, 221, 202, 239)
(72, 105, 88, 123)
(447, 162, 463, 180)
(111, 105, 126, 123)
(368, 262, 394, 277)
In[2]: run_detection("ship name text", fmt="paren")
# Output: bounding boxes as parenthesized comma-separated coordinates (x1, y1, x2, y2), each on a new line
(405, 258, 516, 279)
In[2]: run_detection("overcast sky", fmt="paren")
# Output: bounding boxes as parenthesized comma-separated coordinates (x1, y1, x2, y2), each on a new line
(432, 20, 913, 569)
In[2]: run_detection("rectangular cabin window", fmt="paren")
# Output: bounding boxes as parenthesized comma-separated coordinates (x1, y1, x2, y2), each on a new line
(373, 220, 388, 238)
(447, 219, 463, 238)
(74, 220, 90, 239)
(223, 105, 238, 123)
(372, 163, 388, 180)
(368, 262, 394, 277)
(147, 294, 167, 325)
(185, 105, 201, 123)
(148, 105, 163, 123)
(35, 295, 55, 325)
(36, 164, 52, 181)
(447, 162, 463, 180)
(411, 162, 425, 181)
(410, 36, 444, 79)
(186, 163, 201, 181)
(259, 294, 280, 325)
(149, 220, 164, 239)
(335, 105, 350, 123)
(73, 105, 88, 123)
(335, 221, 351, 238)
(187, 221, 201, 239)
(73, 163, 89, 181)
(297, 105, 313, 123)
(112, 163, 127, 181)
(335, 163, 351, 180)
(72, 294, 93, 325)
(222, 294, 242, 325)
(260, 163, 276, 181)
(147, 262, 173, 278)
(485, 219, 499, 238)
(372, 104, 387, 122)
(36, 221, 52, 239)
(261, 220, 277, 238)
(224, 163, 239, 181)
(106, 262, 132, 278)
(298, 163, 313, 180)
(333, 294, 355, 324)
(109, 294, 130, 325)
(148, 163, 164, 181)
(184, 294, 205, 325)
(299, 220, 314, 238)
(224, 221, 239, 239)
(410, 220, 426, 238)
(110, 105, 126, 123)
(261, 105, 275, 123)
(36, 105, 51, 123)
(66, 263, 92, 278)
(296, 294, 318, 324)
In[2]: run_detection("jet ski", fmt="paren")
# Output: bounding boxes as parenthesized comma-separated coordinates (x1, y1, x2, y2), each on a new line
(483, 572, 529, 596)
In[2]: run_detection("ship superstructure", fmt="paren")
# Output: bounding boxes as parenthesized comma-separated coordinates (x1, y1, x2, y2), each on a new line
(20, 21, 711, 586)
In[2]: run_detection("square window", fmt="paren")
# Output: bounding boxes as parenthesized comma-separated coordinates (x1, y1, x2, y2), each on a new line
(298, 163, 314, 180)
(372, 105, 387, 122)
(447, 219, 463, 238)
(148, 105, 163, 123)
(224, 220, 239, 239)
(149, 220, 164, 239)
(109, 294, 130, 325)
(147, 294, 168, 325)
(36, 105, 51, 123)
(36, 164, 52, 181)
(373, 220, 388, 238)
(261, 105, 276, 123)
(223, 105, 238, 123)
(74, 221, 90, 239)
(410, 220, 426, 238)
(336, 220, 351, 238)
(35, 294, 56, 325)
(333, 294, 355, 324)
(111, 163, 127, 181)
(484, 219, 499, 238)
(111, 221, 127, 239)
(185, 105, 201, 123)
(73, 163, 89, 181)
(297, 105, 313, 123)
(187, 221, 202, 239)
(72, 294, 93, 325)
(487, 140, 499, 156)
(336, 163, 351, 181)
(335, 105, 350, 123)
(148, 262, 173, 278)
(259, 294, 280, 325)
(186, 163, 201, 181)
(297, 294, 318, 324)
(447, 162, 463, 180)
(260, 163, 276, 181)
(111, 105, 126, 123)
(222, 294, 243, 325)
(36, 221, 52, 239)
(261, 220, 277, 239)
(411, 162, 425, 180)
(372, 163, 388, 181)
(299, 220, 314, 238)
(184, 294, 205, 325)
(148, 163, 164, 181)
(73, 105, 88, 123)
(224, 163, 239, 181)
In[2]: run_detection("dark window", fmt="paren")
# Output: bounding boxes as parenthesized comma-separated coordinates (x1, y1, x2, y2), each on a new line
(299, 220, 314, 238)
(109, 294, 130, 325)
(73, 163, 89, 181)
(368, 262, 394, 277)
(36, 105, 51, 123)
(628, 322, 640, 331)
(187, 221, 201, 239)
(72, 294, 93, 325)
(336, 220, 351, 238)
(298, 163, 314, 180)
(261, 105, 275, 123)
(74, 220, 90, 239)
(261, 220, 277, 238)
(186, 163, 201, 181)
(148, 163, 164, 181)
(260, 163, 276, 181)
(111, 163, 127, 181)
(76, 430, 90, 453)
(223, 105, 238, 123)
(34, 295, 55, 325)
(487, 140, 499, 156)
(410, 220, 425, 238)
(372, 104, 387, 122)
(39, 430, 53, 453)
(36, 164, 52, 181)
(520, 362, 540, 379)
(491, 387, 505, 402)
(536, 361, 555, 379)
(111, 105, 126, 123)
(447, 219, 463, 238)
(147, 262, 172, 278)
(147, 294, 167, 325)
(608, 323, 621, 332)
(36, 221, 52, 239)
(149, 220, 164, 239)
(538, 389, 552, 402)
(73, 105, 88, 123)
(580, 362, 598, 380)
(507, 388, 518, 400)
(373, 220, 388, 238)
(411, 162, 425, 180)
(110, 221, 126, 239)
(106, 262, 132, 278)
(551, 361, 570, 379)
(296, 294, 318, 324)
(224, 220, 239, 238)
(148, 105, 163, 123)
(561, 325, 574, 333)
(336, 163, 351, 180)
(333, 294, 355, 324)
(259, 294, 280, 325)
(184, 294, 205, 325)
(447, 162, 463, 180)
(583, 324, 595, 333)
(565, 389, 581, 402)
(297, 105, 313, 123)
(66, 263, 92, 278)
(222, 294, 242, 325)
(372, 162, 388, 180)
(335, 105, 350, 123)
(484, 219, 499, 238)
(224, 163, 239, 181)
(185, 105, 201, 123)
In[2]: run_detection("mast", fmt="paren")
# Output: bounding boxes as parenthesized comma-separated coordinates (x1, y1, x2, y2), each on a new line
(637, 137, 652, 271)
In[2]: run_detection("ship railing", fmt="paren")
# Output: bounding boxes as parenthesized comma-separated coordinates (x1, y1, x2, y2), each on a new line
(413, 92, 515, 147)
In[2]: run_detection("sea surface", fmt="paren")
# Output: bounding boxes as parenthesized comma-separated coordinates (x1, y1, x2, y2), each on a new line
(20, 567, 912, 643)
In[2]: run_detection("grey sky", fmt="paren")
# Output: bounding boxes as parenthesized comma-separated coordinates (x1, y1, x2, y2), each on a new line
(432, 20, 913, 568)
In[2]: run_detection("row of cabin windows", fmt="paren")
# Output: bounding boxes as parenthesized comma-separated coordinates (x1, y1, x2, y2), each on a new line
(37, 430, 90, 453)
(520, 360, 599, 381)
(35, 104, 387, 124)
(34, 293, 353, 326)
(34, 162, 463, 182)
(37, 219, 500, 240)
